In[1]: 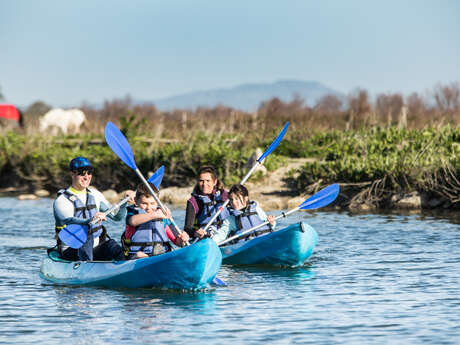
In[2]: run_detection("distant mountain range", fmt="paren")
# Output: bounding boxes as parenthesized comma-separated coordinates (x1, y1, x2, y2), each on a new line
(146, 80, 344, 112)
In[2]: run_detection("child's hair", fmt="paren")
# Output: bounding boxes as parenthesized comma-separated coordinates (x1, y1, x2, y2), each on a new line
(229, 184, 249, 198)
(135, 183, 159, 202)
(193, 165, 225, 194)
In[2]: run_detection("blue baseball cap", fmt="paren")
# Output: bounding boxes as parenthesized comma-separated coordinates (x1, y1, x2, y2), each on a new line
(69, 157, 92, 171)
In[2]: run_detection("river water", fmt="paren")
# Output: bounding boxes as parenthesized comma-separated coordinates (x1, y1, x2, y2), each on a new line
(0, 197, 459, 344)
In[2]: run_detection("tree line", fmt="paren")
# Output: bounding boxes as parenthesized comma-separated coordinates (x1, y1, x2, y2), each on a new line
(1, 82, 459, 138)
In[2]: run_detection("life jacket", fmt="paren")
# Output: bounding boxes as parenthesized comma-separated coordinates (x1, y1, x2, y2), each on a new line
(189, 190, 229, 235)
(229, 201, 272, 239)
(121, 207, 171, 257)
(54, 188, 104, 244)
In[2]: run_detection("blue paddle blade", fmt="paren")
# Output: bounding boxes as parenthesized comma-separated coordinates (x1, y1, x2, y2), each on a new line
(299, 183, 340, 210)
(104, 122, 138, 170)
(257, 122, 289, 162)
(211, 276, 227, 287)
(58, 224, 88, 249)
(147, 165, 164, 190)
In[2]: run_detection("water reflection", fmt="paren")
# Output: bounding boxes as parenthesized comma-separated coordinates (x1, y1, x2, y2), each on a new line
(46, 285, 221, 344)
(1, 197, 460, 345)
(226, 264, 316, 284)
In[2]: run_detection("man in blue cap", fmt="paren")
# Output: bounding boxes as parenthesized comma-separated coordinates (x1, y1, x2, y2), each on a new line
(53, 156, 135, 261)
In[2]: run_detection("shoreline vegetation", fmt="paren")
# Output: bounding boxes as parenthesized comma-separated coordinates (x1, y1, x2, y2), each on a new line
(1, 84, 459, 211)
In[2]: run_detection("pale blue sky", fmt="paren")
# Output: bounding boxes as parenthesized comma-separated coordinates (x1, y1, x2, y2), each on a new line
(1, 0, 459, 107)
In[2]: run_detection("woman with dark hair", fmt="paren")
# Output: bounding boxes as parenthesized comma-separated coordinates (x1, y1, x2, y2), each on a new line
(184, 166, 230, 241)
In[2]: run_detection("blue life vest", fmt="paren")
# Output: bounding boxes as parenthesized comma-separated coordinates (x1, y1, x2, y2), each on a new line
(126, 208, 171, 255)
(229, 201, 271, 237)
(191, 191, 230, 234)
(55, 188, 103, 240)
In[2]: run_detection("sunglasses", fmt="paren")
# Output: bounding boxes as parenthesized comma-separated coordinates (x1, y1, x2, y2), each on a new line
(72, 167, 94, 176)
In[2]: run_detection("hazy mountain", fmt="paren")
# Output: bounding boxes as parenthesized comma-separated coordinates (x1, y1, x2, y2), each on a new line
(149, 80, 344, 112)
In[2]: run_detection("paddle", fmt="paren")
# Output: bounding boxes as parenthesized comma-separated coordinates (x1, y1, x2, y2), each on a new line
(104, 122, 183, 237)
(147, 165, 164, 190)
(105, 123, 228, 286)
(217, 183, 340, 246)
(147, 164, 225, 287)
(58, 196, 131, 249)
(211, 276, 227, 287)
(201, 122, 290, 235)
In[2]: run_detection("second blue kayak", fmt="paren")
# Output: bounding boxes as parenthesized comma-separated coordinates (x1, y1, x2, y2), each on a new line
(219, 222, 318, 267)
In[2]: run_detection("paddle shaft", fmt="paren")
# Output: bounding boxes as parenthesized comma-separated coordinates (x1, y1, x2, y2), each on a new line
(202, 161, 262, 233)
(217, 207, 299, 246)
(89, 196, 130, 226)
(240, 161, 261, 185)
(59, 196, 131, 248)
(135, 168, 182, 237)
(217, 183, 340, 246)
(200, 122, 289, 234)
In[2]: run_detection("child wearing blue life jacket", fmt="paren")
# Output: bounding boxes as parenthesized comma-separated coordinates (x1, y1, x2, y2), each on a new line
(212, 184, 276, 244)
(122, 183, 189, 259)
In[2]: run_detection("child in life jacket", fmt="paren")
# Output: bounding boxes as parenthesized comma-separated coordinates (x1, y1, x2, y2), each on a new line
(212, 184, 276, 244)
(122, 183, 189, 259)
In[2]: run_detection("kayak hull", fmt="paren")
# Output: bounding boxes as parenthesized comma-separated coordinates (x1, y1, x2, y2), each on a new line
(220, 222, 318, 267)
(40, 238, 222, 289)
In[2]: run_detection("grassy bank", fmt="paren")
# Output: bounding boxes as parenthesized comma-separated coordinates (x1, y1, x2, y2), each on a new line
(1, 125, 459, 209)
(290, 126, 460, 208)
(0, 130, 284, 193)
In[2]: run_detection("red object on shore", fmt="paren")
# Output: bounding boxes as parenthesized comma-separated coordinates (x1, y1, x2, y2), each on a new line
(0, 104, 20, 122)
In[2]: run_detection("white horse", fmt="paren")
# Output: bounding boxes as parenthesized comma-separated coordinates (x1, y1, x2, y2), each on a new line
(39, 108, 86, 135)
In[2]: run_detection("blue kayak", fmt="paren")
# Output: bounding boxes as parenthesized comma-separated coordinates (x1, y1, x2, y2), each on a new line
(40, 239, 222, 289)
(219, 222, 318, 267)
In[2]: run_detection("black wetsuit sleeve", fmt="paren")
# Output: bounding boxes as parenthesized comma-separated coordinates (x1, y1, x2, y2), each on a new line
(184, 200, 197, 237)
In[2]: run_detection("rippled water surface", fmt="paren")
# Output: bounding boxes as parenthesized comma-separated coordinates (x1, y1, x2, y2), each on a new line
(0, 197, 459, 344)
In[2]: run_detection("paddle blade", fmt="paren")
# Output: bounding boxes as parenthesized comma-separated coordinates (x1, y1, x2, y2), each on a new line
(147, 165, 164, 190)
(299, 184, 340, 210)
(257, 122, 289, 162)
(211, 276, 227, 287)
(104, 122, 137, 170)
(58, 224, 88, 249)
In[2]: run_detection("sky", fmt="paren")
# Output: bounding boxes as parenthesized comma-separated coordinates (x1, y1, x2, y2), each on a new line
(1, 0, 459, 108)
